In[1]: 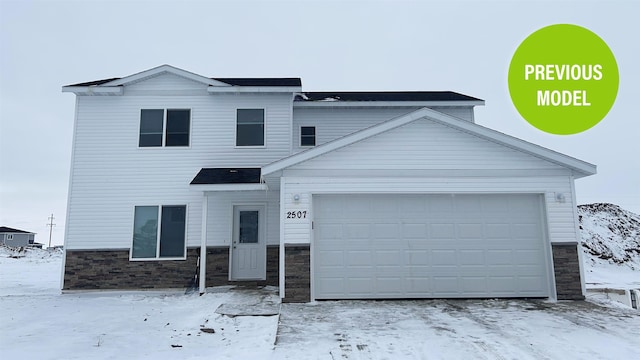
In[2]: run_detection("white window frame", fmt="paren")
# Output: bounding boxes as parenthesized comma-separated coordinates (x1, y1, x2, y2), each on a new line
(235, 108, 266, 148)
(138, 108, 192, 148)
(6, 234, 13, 240)
(300, 125, 316, 147)
(129, 204, 188, 261)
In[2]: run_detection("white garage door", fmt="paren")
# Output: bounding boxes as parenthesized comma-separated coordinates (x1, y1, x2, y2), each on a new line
(313, 194, 549, 299)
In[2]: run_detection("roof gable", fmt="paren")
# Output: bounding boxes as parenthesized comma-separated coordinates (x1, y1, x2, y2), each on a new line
(104, 65, 229, 87)
(262, 107, 597, 178)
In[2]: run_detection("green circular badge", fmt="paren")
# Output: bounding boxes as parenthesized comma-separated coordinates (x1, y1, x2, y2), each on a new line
(508, 24, 619, 135)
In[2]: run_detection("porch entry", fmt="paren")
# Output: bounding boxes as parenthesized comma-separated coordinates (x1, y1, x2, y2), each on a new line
(230, 205, 266, 280)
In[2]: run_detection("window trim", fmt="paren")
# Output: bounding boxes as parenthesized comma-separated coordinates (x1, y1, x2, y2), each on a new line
(138, 108, 192, 149)
(234, 108, 266, 148)
(6, 234, 13, 240)
(300, 126, 316, 147)
(129, 204, 188, 261)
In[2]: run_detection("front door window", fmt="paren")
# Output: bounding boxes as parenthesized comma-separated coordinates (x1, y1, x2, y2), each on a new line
(239, 211, 259, 244)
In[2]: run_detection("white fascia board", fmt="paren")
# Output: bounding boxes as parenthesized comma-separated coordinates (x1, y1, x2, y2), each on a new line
(105, 64, 229, 87)
(262, 107, 597, 178)
(61, 86, 123, 95)
(190, 184, 268, 192)
(293, 100, 485, 108)
(208, 86, 302, 94)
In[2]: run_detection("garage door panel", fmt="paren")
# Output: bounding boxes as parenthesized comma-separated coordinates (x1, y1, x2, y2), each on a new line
(377, 278, 404, 294)
(373, 223, 400, 239)
(313, 194, 549, 299)
(431, 250, 457, 265)
(433, 276, 460, 294)
(429, 223, 456, 239)
(514, 249, 544, 264)
(405, 278, 431, 294)
(461, 277, 489, 293)
(458, 250, 485, 265)
(346, 250, 373, 266)
(316, 223, 342, 239)
(485, 224, 511, 238)
(376, 250, 403, 265)
(344, 223, 370, 239)
(405, 250, 430, 265)
(458, 223, 484, 239)
(402, 223, 428, 239)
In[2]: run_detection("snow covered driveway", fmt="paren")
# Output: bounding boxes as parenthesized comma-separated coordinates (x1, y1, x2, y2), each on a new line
(2, 247, 639, 359)
(275, 299, 640, 359)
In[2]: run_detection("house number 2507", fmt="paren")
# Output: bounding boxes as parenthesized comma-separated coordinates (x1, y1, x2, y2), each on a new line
(286, 211, 307, 219)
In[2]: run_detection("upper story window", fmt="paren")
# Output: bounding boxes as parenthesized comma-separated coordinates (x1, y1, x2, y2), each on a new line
(236, 109, 265, 147)
(6, 234, 13, 240)
(300, 126, 316, 147)
(139, 109, 190, 147)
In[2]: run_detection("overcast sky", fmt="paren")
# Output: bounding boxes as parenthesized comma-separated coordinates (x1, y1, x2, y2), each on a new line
(1, 0, 638, 246)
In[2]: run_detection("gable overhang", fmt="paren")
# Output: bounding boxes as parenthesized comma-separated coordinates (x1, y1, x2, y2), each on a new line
(262, 107, 597, 179)
(105, 64, 230, 87)
(61, 86, 123, 96)
(293, 100, 485, 108)
(62, 65, 232, 95)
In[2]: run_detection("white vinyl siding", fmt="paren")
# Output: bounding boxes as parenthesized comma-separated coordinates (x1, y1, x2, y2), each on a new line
(65, 73, 292, 250)
(292, 106, 475, 153)
(290, 119, 567, 171)
(205, 190, 280, 246)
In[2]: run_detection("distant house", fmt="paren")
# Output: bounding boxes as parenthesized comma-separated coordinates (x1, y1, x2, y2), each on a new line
(0, 227, 41, 248)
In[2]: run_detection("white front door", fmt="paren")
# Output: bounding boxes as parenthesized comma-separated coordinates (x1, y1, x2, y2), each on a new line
(231, 205, 266, 280)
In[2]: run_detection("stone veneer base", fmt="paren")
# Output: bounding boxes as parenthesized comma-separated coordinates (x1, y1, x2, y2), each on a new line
(552, 244, 585, 300)
(283, 244, 311, 303)
(63, 246, 279, 290)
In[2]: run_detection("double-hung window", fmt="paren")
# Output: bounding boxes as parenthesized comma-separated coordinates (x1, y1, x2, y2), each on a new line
(139, 109, 190, 147)
(236, 109, 265, 146)
(131, 205, 187, 259)
(300, 126, 316, 147)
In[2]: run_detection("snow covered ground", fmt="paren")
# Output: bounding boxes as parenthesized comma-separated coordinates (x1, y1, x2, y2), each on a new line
(1, 246, 639, 359)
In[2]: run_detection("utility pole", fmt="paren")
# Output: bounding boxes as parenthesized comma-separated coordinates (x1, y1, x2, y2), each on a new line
(46, 213, 56, 248)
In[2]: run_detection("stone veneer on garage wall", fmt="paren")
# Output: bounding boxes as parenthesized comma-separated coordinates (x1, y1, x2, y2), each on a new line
(552, 243, 585, 300)
(63, 246, 279, 290)
(283, 244, 311, 303)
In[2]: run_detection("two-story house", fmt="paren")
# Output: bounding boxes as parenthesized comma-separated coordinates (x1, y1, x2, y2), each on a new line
(61, 65, 595, 302)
